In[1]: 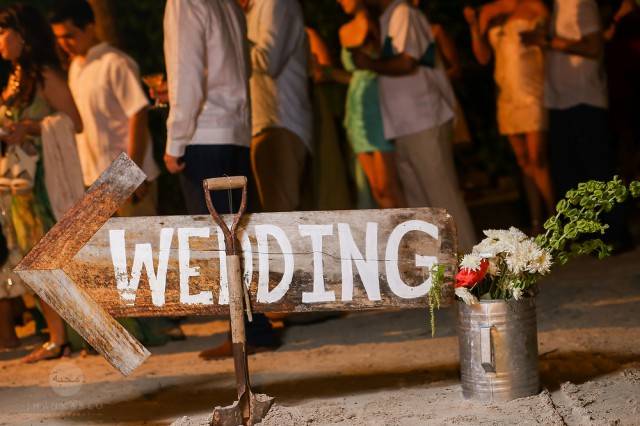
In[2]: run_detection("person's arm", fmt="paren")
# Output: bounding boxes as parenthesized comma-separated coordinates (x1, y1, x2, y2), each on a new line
(432, 24, 462, 80)
(108, 54, 152, 171)
(128, 107, 150, 198)
(521, 0, 602, 59)
(163, 0, 207, 172)
(249, 0, 294, 77)
(548, 32, 603, 59)
(464, 6, 492, 65)
(311, 53, 352, 84)
(128, 107, 149, 170)
(351, 5, 427, 76)
(478, 0, 517, 34)
(521, 26, 603, 59)
(3, 68, 83, 146)
(351, 50, 418, 76)
(324, 67, 352, 84)
(41, 69, 83, 133)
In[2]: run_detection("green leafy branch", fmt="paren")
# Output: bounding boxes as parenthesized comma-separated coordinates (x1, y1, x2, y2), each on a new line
(428, 264, 450, 337)
(536, 178, 640, 266)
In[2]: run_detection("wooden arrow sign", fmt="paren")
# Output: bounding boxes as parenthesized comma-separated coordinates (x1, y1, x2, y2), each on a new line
(15, 154, 150, 375)
(15, 154, 458, 376)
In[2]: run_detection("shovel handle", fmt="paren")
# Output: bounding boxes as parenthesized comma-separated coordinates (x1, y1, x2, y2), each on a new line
(204, 176, 247, 191)
(203, 175, 248, 256)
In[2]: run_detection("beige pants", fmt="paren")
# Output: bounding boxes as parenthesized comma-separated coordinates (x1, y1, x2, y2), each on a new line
(395, 121, 477, 253)
(251, 127, 307, 212)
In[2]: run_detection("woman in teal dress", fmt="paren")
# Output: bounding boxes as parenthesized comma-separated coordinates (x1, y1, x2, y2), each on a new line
(0, 4, 82, 359)
(322, 0, 406, 208)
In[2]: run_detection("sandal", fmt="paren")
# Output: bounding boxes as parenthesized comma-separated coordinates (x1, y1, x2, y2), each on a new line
(21, 341, 70, 364)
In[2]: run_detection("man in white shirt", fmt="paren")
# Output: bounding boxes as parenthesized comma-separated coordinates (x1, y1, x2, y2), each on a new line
(523, 0, 614, 200)
(163, 0, 279, 358)
(241, 0, 313, 212)
(50, 0, 160, 216)
(353, 0, 476, 252)
(163, 0, 253, 216)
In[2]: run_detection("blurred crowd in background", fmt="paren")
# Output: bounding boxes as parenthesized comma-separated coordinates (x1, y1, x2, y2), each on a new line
(0, 0, 638, 363)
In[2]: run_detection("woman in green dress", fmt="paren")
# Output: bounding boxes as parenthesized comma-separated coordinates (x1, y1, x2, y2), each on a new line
(321, 0, 406, 208)
(0, 4, 82, 360)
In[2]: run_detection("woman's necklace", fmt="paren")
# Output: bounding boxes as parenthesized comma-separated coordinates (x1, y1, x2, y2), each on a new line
(3, 65, 22, 106)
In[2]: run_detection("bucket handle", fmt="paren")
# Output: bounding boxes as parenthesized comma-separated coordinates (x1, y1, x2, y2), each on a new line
(480, 325, 495, 373)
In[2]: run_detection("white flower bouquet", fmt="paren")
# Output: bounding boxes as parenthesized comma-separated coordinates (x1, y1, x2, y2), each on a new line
(454, 227, 552, 305)
(452, 178, 640, 306)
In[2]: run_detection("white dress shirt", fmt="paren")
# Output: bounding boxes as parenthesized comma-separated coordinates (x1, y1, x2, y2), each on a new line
(377, 0, 455, 140)
(246, 0, 313, 151)
(164, 0, 252, 157)
(545, 0, 608, 110)
(69, 42, 160, 186)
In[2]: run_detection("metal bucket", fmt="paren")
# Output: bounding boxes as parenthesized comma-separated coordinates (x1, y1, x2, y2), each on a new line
(457, 298, 539, 402)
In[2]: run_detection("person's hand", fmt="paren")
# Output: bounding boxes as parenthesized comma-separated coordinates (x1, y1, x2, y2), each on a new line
(520, 28, 548, 48)
(4, 121, 28, 145)
(350, 48, 373, 70)
(310, 54, 326, 83)
(463, 6, 478, 26)
(149, 81, 169, 104)
(164, 153, 185, 174)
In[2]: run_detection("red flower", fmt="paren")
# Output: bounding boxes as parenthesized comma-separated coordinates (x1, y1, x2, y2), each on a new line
(455, 259, 489, 289)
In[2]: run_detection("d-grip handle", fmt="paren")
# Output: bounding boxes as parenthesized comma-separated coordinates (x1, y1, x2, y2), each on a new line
(203, 175, 248, 256)
(204, 176, 247, 192)
(480, 325, 495, 373)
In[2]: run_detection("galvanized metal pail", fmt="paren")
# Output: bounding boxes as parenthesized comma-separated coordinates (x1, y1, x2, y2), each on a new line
(457, 298, 539, 402)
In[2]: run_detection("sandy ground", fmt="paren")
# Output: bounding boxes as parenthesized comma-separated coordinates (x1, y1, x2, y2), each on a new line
(1, 248, 640, 425)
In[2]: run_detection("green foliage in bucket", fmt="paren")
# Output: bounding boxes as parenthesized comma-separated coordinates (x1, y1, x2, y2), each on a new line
(427, 264, 448, 337)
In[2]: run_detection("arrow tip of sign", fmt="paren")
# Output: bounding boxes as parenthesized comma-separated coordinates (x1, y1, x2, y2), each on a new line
(92, 153, 146, 193)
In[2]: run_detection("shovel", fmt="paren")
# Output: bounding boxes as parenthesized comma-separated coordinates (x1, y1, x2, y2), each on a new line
(203, 176, 274, 426)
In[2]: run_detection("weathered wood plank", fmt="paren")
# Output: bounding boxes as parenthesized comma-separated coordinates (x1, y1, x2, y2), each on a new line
(16, 153, 146, 271)
(66, 208, 457, 317)
(15, 269, 150, 375)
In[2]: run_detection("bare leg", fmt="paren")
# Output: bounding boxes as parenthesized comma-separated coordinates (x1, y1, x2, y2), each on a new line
(358, 152, 406, 208)
(41, 300, 66, 345)
(0, 298, 19, 348)
(508, 135, 544, 234)
(21, 299, 69, 363)
(525, 131, 555, 217)
(377, 152, 407, 208)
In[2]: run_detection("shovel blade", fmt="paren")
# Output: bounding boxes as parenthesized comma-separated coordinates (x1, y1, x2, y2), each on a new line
(211, 399, 243, 426)
(249, 393, 275, 424)
(210, 391, 274, 426)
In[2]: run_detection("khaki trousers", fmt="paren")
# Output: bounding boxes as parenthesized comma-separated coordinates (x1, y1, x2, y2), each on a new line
(395, 121, 477, 252)
(251, 127, 307, 212)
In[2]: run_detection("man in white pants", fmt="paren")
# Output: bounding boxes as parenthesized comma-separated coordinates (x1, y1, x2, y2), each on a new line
(240, 0, 313, 213)
(354, 0, 476, 252)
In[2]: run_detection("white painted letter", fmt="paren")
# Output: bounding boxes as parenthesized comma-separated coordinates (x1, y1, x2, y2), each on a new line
(109, 228, 174, 307)
(385, 220, 439, 298)
(299, 224, 335, 303)
(255, 224, 294, 303)
(178, 227, 213, 305)
(338, 222, 381, 301)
